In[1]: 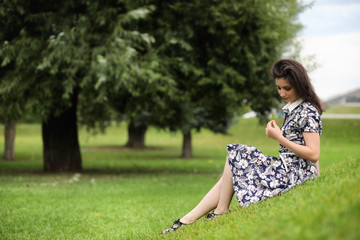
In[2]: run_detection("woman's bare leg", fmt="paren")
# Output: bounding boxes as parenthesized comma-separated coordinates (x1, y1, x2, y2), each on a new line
(214, 158, 234, 214)
(179, 158, 234, 224)
(179, 177, 222, 223)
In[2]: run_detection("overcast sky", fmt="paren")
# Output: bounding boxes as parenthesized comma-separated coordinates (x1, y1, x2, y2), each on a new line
(298, 0, 360, 101)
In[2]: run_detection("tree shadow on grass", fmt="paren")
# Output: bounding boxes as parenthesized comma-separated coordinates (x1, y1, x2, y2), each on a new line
(81, 145, 210, 160)
(0, 145, 217, 176)
(0, 164, 219, 177)
(83, 145, 169, 152)
(83, 167, 218, 176)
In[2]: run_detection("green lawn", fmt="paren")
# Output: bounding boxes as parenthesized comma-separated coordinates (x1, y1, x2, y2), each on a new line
(325, 105, 360, 114)
(0, 118, 359, 239)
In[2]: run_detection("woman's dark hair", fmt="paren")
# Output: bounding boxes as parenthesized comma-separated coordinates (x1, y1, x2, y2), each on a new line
(271, 59, 322, 115)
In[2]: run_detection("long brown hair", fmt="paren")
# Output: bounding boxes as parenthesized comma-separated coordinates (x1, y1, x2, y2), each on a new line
(271, 59, 322, 115)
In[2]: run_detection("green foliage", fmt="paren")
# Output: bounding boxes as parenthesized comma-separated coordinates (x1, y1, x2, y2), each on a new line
(0, 0, 157, 128)
(1, 0, 311, 135)
(134, 0, 309, 132)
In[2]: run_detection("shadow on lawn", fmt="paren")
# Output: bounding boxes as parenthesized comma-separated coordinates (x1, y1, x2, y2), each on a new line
(0, 164, 218, 176)
(0, 145, 217, 176)
(83, 145, 169, 152)
(82, 145, 211, 160)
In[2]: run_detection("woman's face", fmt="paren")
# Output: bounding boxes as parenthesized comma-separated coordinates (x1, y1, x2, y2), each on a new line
(275, 77, 299, 103)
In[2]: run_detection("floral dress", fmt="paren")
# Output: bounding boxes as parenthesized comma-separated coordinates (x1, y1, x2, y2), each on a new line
(227, 101, 322, 208)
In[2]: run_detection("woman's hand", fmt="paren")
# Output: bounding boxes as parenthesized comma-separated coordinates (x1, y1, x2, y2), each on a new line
(265, 120, 283, 141)
(265, 120, 321, 163)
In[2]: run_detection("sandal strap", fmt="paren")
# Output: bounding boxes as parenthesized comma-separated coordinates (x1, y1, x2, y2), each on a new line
(206, 210, 231, 220)
(160, 219, 185, 235)
(206, 211, 218, 219)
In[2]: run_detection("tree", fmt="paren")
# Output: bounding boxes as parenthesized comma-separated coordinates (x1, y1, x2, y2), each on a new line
(132, 0, 307, 157)
(0, 1, 31, 160)
(0, 90, 20, 161)
(3, 122, 15, 160)
(0, 0, 155, 171)
(105, 54, 179, 149)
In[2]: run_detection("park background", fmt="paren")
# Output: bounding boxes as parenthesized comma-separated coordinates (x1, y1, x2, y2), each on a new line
(1, 0, 360, 239)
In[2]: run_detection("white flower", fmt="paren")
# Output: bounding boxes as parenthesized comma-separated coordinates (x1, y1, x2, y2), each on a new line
(239, 159, 248, 169)
(263, 189, 272, 197)
(259, 173, 266, 179)
(238, 190, 247, 196)
(260, 180, 268, 187)
(273, 160, 281, 168)
(247, 173, 254, 180)
(270, 180, 279, 188)
(228, 151, 236, 159)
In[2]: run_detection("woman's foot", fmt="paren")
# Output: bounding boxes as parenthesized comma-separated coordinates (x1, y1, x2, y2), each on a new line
(160, 219, 188, 235)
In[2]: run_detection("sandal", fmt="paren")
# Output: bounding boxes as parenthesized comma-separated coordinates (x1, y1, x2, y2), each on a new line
(160, 219, 187, 235)
(206, 210, 231, 220)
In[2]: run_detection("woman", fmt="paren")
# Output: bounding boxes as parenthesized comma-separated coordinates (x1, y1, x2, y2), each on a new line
(161, 59, 323, 234)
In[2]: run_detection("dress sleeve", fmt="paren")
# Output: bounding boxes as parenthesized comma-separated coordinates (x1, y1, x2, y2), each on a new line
(299, 108, 322, 135)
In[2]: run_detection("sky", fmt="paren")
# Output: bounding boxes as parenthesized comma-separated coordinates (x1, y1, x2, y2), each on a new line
(298, 0, 360, 101)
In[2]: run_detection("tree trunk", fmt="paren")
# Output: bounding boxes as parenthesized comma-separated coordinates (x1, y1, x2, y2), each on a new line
(181, 130, 192, 158)
(4, 121, 16, 160)
(125, 121, 147, 148)
(42, 91, 82, 172)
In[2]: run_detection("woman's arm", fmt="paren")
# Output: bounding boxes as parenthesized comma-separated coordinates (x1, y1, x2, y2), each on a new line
(265, 120, 320, 163)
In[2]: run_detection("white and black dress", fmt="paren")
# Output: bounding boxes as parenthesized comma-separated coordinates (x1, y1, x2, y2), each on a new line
(227, 100, 322, 208)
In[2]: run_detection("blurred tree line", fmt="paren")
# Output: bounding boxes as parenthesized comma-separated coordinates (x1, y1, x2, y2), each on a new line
(0, 0, 307, 172)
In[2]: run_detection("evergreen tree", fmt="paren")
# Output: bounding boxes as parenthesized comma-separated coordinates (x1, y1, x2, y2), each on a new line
(134, 0, 307, 157)
(0, 0, 155, 171)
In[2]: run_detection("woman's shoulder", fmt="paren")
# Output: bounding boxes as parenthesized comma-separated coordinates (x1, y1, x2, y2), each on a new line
(297, 101, 323, 134)
(298, 101, 321, 117)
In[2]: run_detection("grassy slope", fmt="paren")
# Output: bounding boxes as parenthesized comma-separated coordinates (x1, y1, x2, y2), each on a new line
(161, 157, 360, 240)
(0, 118, 359, 239)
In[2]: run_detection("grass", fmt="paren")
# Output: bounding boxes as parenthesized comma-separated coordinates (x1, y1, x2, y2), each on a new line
(0, 118, 359, 239)
(324, 105, 360, 114)
(168, 157, 360, 240)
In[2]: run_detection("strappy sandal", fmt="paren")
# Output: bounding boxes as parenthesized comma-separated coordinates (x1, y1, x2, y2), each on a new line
(206, 210, 231, 220)
(160, 219, 187, 235)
